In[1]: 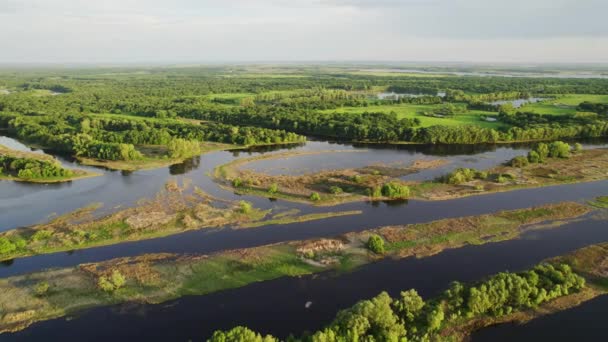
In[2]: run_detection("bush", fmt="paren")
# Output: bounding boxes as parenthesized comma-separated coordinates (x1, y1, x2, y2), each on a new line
(573, 143, 583, 153)
(367, 234, 385, 254)
(548, 141, 571, 158)
(237, 201, 253, 214)
(310, 192, 321, 201)
(268, 183, 278, 194)
(232, 177, 243, 188)
(351, 175, 363, 183)
(381, 182, 410, 199)
(527, 150, 541, 163)
(34, 281, 50, 296)
(329, 186, 343, 195)
(98, 270, 126, 292)
(510, 156, 529, 168)
(0, 237, 16, 254)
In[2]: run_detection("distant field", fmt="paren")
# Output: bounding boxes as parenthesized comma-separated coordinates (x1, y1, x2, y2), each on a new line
(320, 103, 504, 129)
(520, 94, 608, 116)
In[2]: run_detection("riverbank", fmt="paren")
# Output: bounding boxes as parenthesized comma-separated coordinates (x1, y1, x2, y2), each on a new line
(0, 201, 592, 334)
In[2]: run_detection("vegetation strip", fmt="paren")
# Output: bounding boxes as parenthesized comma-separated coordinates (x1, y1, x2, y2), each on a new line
(214, 145, 608, 205)
(0, 202, 591, 334)
(214, 150, 448, 206)
(0, 181, 361, 261)
(0, 144, 99, 182)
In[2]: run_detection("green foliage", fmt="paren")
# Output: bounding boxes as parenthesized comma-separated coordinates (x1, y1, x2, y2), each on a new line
(232, 177, 243, 188)
(98, 270, 126, 292)
(573, 143, 583, 153)
(34, 281, 50, 296)
(209, 262, 585, 341)
(509, 156, 529, 168)
(381, 182, 410, 199)
(310, 192, 321, 201)
(0, 155, 74, 180)
(548, 141, 571, 158)
(209, 326, 278, 342)
(329, 186, 343, 195)
(442, 168, 487, 185)
(0, 237, 16, 254)
(527, 141, 571, 163)
(268, 183, 278, 194)
(237, 201, 253, 214)
(367, 234, 385, 254)
(167, 138, 201, 158)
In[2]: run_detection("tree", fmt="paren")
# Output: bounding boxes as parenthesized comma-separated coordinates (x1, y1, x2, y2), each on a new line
(367, 234, 385, 254)
(393, 289, 425, 324)
(209, 326, 278, 342)
(548, 141, 571, 158)
(0, 237, 16, 254)
(381, 182, 410, 199)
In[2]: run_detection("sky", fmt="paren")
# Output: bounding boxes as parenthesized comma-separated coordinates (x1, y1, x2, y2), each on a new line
(1, 0, 607, 64)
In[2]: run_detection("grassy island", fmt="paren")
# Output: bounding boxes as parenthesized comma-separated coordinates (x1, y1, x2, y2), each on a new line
(214, 144, 608, 205)
(0, 180, 362, 262)
(0, 144, 99, 182)
(0, 201, 593, 334)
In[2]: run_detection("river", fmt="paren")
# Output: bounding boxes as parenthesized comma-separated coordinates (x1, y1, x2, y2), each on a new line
(2, 135, 608, 340)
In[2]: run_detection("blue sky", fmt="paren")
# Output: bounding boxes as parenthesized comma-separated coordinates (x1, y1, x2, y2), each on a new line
(1, 0, 607, 63)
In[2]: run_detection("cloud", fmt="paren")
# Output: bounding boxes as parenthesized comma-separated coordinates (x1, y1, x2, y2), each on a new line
(0, 0, 607, 63)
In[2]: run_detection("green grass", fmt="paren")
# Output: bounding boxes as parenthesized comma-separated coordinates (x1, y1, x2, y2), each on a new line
(520, 94, 608, 116)
(320, 103, 504, 129)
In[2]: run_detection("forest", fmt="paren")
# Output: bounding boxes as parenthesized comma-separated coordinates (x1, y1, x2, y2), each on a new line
(208, 263, 585, 341)
(2, 68, 608, 151)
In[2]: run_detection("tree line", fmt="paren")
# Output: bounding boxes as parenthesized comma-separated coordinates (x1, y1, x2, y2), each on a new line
(208, 263, 585, 341)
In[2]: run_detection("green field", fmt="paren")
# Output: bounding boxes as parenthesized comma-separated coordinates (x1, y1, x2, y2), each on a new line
(320, 103, 504, 129)
(520, 94, 608, 116)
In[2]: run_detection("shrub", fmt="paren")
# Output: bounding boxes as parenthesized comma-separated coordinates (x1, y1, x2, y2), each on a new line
(509, 156, 529, 168)
(34, 281, 50, 296)
(232, 177, 243, 188)
(548, 141, 571, 158)
(381, 182, 410, 199)
(351, 175, 363, 183)
(527, 150, 541, 163)
(367, 234, 385, 254)
(238, 201, 253, 214)
(573, 143, 583, 153)
(0, 237, 16, 254)
(310, 192, 321, 201)
(98, 270, 127, 292)
(329, 186, 343, 195)
(268, 183, 278, 194)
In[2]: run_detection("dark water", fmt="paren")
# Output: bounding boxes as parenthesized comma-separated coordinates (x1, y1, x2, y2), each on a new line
(472, 295, 608, 341)
(4, 216, 608, 341)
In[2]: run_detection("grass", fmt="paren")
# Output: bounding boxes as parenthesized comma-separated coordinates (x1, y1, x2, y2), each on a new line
(320, 103, 504, 129)
(0, 201, 595, 334)
(588, 196, 608, 209)
(520, 94, 608, 116)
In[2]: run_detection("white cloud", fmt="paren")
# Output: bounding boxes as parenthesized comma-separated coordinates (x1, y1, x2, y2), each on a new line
(0, 0, 606, 63)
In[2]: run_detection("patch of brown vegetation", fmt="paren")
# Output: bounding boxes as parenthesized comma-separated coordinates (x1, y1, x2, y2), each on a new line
(296, 239, 345, 256)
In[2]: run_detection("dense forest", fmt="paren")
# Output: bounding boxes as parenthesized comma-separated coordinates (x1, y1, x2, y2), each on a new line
(1, 67, 608, 155)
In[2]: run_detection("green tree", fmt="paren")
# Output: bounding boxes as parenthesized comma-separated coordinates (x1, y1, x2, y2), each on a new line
(367, 234, 385, 254)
